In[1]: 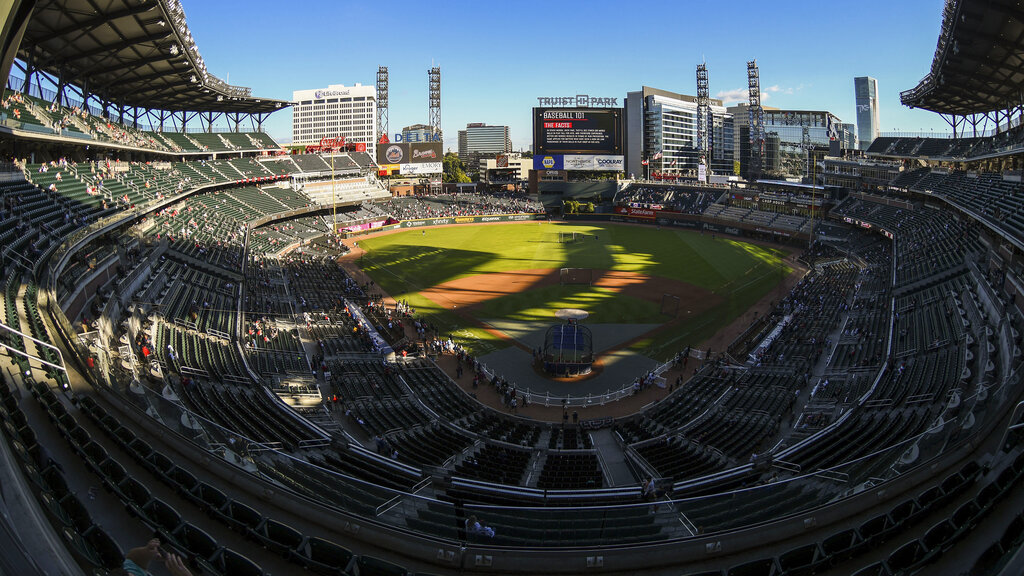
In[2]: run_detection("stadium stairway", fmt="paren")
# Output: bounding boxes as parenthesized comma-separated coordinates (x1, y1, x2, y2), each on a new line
(590, 428, 636, 487)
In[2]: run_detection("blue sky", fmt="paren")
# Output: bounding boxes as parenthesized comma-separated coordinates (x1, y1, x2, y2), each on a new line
(184, 0, 951, 149)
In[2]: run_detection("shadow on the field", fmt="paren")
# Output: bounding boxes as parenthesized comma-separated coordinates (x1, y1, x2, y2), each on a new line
(357, 243, 505, 293)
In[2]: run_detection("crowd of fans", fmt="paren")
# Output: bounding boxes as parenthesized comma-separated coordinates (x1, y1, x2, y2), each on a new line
(615, 184, 717, 215)
(380, 191, 544, 221)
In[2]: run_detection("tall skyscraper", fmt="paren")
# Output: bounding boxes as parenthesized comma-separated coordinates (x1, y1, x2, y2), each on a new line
(854, 77, 880, 150)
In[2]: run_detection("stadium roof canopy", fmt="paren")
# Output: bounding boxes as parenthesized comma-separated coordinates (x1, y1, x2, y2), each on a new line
(16, 0, 289, 115)
(900, 0, 1024, 116)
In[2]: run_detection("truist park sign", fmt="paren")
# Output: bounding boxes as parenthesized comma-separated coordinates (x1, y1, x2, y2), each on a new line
(537, 94, 619, 107)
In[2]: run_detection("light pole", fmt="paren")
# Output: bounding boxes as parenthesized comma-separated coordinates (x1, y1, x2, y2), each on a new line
(319, 137, 343, 237)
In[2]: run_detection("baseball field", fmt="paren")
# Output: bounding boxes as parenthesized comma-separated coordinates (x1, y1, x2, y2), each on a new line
(353, 222, 793, 361)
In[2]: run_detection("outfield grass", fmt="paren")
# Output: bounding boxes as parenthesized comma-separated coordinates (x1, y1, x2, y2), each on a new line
(475, 285, 662, 324)
(356, 222, 792, 359)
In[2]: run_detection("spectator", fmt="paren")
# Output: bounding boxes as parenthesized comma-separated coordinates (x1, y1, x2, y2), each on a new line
(122, 538, 192, 576)
(465, 515, 495, 538)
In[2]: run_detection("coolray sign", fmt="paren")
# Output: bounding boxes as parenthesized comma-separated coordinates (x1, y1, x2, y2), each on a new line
(563, 155, 624, 171)
(399, 162, 443, 175)
(537, 95, 619, 107)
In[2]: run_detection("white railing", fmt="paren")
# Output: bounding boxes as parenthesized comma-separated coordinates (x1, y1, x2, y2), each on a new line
(467, 356, 676, 409)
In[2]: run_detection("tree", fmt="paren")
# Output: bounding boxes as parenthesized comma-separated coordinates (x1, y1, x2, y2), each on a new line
(443, 152, 471, 183)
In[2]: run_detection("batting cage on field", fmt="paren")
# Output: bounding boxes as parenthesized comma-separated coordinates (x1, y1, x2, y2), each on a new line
(542, 322, 594, 376)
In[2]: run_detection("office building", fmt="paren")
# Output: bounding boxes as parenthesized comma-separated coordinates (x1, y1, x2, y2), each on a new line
(729, 104, 856, 179)
(457, 123, 511, 160)
(854, 76, 880, 150)
(400, 123, 434, 143)
(292, 83, 376, 156)
(479, 153, 531, 183)
(624, 86, 734, 179)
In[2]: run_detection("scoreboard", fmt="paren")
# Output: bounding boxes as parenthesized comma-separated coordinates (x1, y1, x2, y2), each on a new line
(533, 108, 622, 155)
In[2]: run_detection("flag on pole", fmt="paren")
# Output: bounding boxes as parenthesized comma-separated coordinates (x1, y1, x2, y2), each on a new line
(652, 152, 663, 160)
(641, 159, 649, 166)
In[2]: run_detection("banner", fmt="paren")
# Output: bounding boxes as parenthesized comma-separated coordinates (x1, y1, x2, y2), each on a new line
(410, 143, 442, 162)
(562, 154, 624, 171)
(533, 155, 565, 170)
(698, 164, 707, 183)
(399, 162, 443, 175)
(377, 142, 443, 165)
(614, 206, 656, 219)
(398, 213, 545, 228)
(340, 220, 387, 233)
(533, 154, 624, 171)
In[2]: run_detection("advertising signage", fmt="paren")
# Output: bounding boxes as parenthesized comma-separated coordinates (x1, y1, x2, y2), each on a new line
(614, 206, 657, 219)
(533, 107, 622, 155)
(375, 142, 442, 165)
(532, 154, 624, 172)
(400, 162, 443, 175)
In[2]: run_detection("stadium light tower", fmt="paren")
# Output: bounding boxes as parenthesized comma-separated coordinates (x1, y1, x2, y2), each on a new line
(746, 60, 765, 181)
(376, 66, 388, 142)
(696, 63, 709, 180)
(428, 66, 441, 141)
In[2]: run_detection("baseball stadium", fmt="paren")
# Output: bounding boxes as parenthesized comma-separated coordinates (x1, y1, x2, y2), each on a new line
(0, 1, 1023, 576)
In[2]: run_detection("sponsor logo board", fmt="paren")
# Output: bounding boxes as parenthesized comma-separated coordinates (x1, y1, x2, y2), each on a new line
(563, 154, 624, 171)
(385, 145, 404, 163)
(376, 142, 444, 165)
(533, 155, 564, 170)
(399, 162, 443, 175)
(615, 206, 657, 219)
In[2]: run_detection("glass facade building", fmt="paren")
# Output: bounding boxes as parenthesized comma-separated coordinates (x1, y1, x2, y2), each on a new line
(625, 86, 734, 179)
(854, 76, 880, 150)
(730, 104, 856, 180)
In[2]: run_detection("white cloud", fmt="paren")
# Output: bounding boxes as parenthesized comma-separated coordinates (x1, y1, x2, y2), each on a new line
(719, 83, 809, 105)
(715, 88, 771, 104)
(715, 88, 748, 104)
